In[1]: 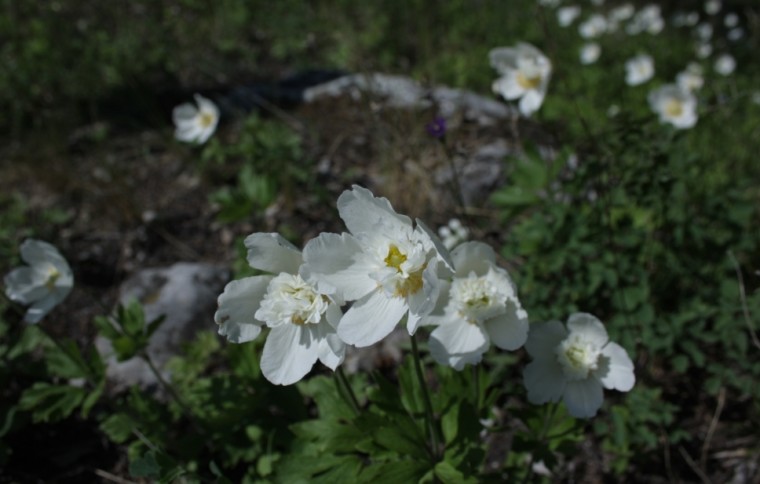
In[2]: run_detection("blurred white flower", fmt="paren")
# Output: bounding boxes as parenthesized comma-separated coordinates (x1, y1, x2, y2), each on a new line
(727, 27, 744, 41)
(538, 0, 561, 7)
(695, 42, 713, 59)
(426, 242, 528, 370)
(215, 233, 345, 385)
(172, 94, 219, 144)
(607, 104, 620, 118)
(580, 42, 601, 65)
(696, 23, 713, 41)
(4, 239, 73, 324)
(579, 14, 608, 38)
(627, 5, 663, 35)
(714, 54, 736, 76)
(609, 4, 634, 22)
(676, 63, 704, 92)
(673, 11, 700, 27)
(490, 43, 552, 117)
(590, 0, 605, 5)
(438, 218, 469, 250)
(303, 186, 453, 348)
(724, 13, 739, 28)
(625, 54, 655, 86)
(557, 6, 582, 27)
(752, 91, 760, 105)
(523, 313, 635, 418)
(648, 84, 698, 129)
(704, 0, 721, 15)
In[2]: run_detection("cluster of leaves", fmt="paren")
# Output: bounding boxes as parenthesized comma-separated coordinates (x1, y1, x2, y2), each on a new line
(201, 114, 308, 223)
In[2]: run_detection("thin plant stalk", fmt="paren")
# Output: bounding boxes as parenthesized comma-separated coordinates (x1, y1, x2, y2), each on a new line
(410, 333, 441, 459)
(335, 367, 361, 415)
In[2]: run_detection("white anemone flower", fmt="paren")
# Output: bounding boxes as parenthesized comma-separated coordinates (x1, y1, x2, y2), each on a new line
(625, 54, 655, 86)
(609, 4, 634, 22)
(557, 6, 582, 27)
(695, 42, 713, 59)
(215, 233, 345, 385)
(303, 186, 453, 348)
(676, 63, 704, 92)
(172, 94, 219, 144)
(648, 84, 698, 129)
(4, 239, 73, 324)
(580, 43, 601, 65)
(727, 27, 744, 41)
(704, 0, 721, 15)
(489, 43, 552, 117)
(425, 242, 528, 370)
(724, 13, 739, 28)
(579, 14, 608, 39)
(523, 313, 635, 418)
(714, 54, 736, 76)
(696, 23, 713, 41)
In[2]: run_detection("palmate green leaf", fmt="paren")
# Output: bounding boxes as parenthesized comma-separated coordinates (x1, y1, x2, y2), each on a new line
(6, 324, 45, 360)
(398, 356, 424, 416)
(93, 315, 120, 341)
(434, 460, 478, 484)
(18, 382, 86, 423)
(44, 339, 92, 379)
(81, 380, 104, 418)
(119, 299, 146, 337)
(373, 424, 428, 460)
(358, 459, 430, 484)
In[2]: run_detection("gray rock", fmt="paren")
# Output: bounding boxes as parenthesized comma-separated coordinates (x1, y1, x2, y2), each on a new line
(436, 139, 512, 206)
(95, 262, 229, 393)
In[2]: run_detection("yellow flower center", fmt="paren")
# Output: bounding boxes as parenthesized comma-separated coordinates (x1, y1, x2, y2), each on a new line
(384, 245, 408, 271)
(394, 268, 424, 298)
(517, 72, 542, 90)
(664, 99, 683, 117)
(199, 111, 216, 128)
(45, 266, 61, 291)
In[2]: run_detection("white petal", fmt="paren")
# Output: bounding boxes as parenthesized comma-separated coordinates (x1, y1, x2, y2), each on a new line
(420, 279, 451, 326)
(523, 358, 566, 404)
(194, 94, 219, 118)
(492, 73, 525, 100)
(214, 276, 270, 343)
(525, 320, 567, 360)
(337, 289, 408, 347)
(317, 331, 345, 371)
(484, 302, 529, 351)
(21, 239, 71, 273)
(489, 47, 519, 73)
(172, 103, 198, 124)
(4, 267, 48, 304)
(519, 90, 545, 116)
(429, 319, 489, 358)
(337, 185, 412, 237)
(244, 233, 302, 274)
(260, 324, 320, 385)
(302, 232, 376, 301)
(451, 241, 496, 278)
(414, 219, 454, 271)
(595, 342, 635, 391)
(563, 378, 605, 418)
(24, 292, 64, 324)
(447, 352, 486, 370)
(566, 313, 608, 347)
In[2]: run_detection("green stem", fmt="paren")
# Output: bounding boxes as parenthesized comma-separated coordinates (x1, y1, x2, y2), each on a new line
(410, 333, 440, 459)
(335, 367, 361, 415)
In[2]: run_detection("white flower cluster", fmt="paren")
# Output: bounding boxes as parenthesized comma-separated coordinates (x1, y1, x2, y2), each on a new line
(490, 43, 552, 117)
(214, 186, 635, 418)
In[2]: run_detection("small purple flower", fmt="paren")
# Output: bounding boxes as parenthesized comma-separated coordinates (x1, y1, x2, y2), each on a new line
(425, 116, 447, 139)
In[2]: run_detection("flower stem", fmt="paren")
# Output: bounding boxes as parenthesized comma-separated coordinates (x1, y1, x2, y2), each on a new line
(335, 367, 361, 415)
(410, 333, 441, 459)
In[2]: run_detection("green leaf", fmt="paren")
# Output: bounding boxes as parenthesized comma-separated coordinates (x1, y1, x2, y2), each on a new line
(100, 413, 136, 444)
(129, 451, 161, 478)
(359, 459, 430, 484)
(18, 382, 86, 422)
(434, 460, 476, 484)
(81, 380, 104, 417)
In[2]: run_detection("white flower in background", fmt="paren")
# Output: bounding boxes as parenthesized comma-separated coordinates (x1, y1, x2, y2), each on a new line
(438, 218, 469, 250)
(673, 11, 700, 27)
(303, 186, 453, 348)
(580, 43, 601, 65)
(625, 54, 655, 86)
(172, 94, 219, 144)
(609, 4, 634, 22)
(696, 23, 713, 41)
(627, 5, 663, 35)
(557, 6, 582, 27)
(590, 0, 604, 6)
(704, 0, 721, 15)
(426, 242, 528, 370)
(523, 313, 635, 418)
(724, 13, 739, 28)
(648, 84, 698, 129)
(538, 0, 561, 7)
(579, 14, 608, 39)
(727, 27, 744, 41)
(752, 91, 760, 106)
(695, 42, 713, 59)
(676, 63, 704, 92)
(490, 43, 552, 117)
(4, 239, 73, 324)
(215, 233, 345, 385)
(714, 54, 736, 76)
(607, 104, 620, 118)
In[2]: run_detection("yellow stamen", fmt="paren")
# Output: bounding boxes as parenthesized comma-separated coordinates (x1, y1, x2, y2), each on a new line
(384, 245, 407, 272)
(516, 72, 542, 90)
(664, 99, 683, 117)
(199, 111, 216, 128)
